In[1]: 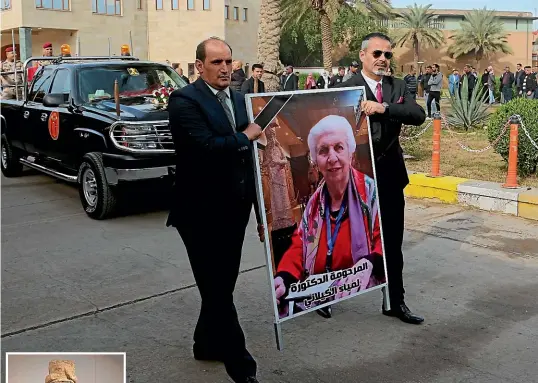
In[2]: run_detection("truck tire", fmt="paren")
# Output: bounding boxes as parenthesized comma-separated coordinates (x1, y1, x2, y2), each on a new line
(78, 152, 117, 220)
(1, 134, 24, 177)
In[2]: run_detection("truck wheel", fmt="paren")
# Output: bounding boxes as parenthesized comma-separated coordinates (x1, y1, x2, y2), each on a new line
(78, 152, 117, 220)
(1, 134, 24, 177)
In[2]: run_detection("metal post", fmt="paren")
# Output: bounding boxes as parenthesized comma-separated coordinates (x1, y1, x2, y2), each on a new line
(274, 322, 284, 351)
(108, 38, 111, 58)
(129, 30, 134, 58)
(502, 116, 520, 189)
(11, 29, 19, 101)
(76, 36, 81, 57)
(382, 286, 391, 312)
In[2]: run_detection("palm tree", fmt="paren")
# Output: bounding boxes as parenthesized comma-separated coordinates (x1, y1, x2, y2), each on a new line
(281, 0, 391, 74)
(256, 0, 283, 91)
(392, 4, 444, 73)
(447, 8, 513, 66)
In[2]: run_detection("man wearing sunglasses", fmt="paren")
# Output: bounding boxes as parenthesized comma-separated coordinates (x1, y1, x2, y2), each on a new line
(335, 32, 426, 325)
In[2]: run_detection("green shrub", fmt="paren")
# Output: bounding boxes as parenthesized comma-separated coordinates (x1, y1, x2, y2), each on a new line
(487, 98, 538, 176)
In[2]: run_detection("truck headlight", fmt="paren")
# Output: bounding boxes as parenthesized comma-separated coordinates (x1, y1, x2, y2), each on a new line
(111, 124, 159, 150)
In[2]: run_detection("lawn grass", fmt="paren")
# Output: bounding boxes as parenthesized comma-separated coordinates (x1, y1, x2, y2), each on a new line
(401, 121, 538, 189)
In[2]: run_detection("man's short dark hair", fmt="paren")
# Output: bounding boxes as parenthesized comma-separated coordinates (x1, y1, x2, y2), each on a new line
(338, 66, 345, 71)
(517, 63, 522, 66)
(433, 63, 440, 70)
(426, 65, 432, 69)
(172, 63, 179, 69)
(195, 37, 233, 62)
(252, 64, 263, 70)
(361, 32, 392, 49)
(524, 65, 531, 69)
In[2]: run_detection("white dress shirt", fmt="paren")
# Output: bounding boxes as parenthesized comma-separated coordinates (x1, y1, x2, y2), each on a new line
(361, 70, 383, 102)
(205, 82, 236, 126)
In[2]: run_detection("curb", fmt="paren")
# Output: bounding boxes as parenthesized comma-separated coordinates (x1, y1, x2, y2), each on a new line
(403, 172, 538, 221)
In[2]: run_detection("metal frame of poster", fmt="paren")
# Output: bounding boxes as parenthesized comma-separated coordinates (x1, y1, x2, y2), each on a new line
(246, 86, 391, 350)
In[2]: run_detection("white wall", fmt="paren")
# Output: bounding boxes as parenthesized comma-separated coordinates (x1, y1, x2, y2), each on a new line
(7, 354, 124, 383)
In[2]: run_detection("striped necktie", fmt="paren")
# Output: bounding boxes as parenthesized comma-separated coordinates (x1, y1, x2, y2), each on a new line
(216, 90, 236, 131)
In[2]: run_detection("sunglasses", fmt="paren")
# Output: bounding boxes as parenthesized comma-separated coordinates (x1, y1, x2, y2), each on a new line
(371, 50, 393, 60)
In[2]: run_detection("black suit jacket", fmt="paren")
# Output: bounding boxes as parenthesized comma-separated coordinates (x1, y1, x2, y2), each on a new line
(240, 77, 265, 95)
(499, 72, 515, 89)
(335, 72, 426, 189)
(282, 74, 299, 91)
(166, 78, 259, 227)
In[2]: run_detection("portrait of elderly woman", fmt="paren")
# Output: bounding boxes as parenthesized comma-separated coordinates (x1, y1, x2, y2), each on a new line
(272, 115, 385, 319)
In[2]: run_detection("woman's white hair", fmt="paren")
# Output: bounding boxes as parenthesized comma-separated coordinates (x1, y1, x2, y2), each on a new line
(307, 115, 356, 164)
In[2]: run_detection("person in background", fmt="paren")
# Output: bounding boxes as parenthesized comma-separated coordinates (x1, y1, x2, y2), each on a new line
(500, 66, 514, 104)
(459, 64, 476, 100)
(35, 42, 54, 67)
(335, 32, 425, 325)
(520, 66, 537, 99)
(281, 65, 299, 91)
(480, 69, 489, 103)
(0, 46, 23, 100)
(421, 66, 433, 112)
(304, 73, 317, 89)
(385, 67, 393, 77)
(316, 70, 330, 89)
(533, 65, 538, 99)
(515, 63, 524, 97)
(329, 67, 346, 88)
(448, 69, 460, 97)
(241, 63, 265, 94)
(166, 37, 262, 383)
(427, 63, 442, 118)
(486, 66, 495, 104)
(342, 61, 359, 81)
(403, 66, 418, 99)
(230, 60, 246, 92)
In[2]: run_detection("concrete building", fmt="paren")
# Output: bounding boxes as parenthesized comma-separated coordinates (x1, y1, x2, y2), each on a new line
(386, 9, 537, 73)
(0, 0, 259, 79)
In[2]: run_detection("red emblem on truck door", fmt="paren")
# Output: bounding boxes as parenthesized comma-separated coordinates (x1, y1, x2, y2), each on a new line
(48, 111, 60, 140)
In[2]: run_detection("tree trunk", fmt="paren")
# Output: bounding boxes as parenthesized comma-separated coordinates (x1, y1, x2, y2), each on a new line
(320, 12, 333, 74)
(256, 0, 283, 92)
(413, 36, 419, 73)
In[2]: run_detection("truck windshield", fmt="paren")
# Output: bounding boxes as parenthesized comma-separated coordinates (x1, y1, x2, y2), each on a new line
(78, 65, 187, 103)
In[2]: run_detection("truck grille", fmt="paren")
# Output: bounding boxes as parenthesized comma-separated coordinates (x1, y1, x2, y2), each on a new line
(110, 121, 175, 153)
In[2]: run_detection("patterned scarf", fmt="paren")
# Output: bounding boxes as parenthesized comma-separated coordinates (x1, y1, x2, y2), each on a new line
(299, 168, 377, 277)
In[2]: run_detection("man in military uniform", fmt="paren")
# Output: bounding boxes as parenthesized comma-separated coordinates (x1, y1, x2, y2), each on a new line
(36, 42, 54, 66)
(0, 46, 23, 100)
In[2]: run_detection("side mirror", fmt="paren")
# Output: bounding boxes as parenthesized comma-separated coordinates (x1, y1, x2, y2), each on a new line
(43, 93, 66, 107)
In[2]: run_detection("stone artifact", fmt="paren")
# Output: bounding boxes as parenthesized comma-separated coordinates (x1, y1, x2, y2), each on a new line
(45, 360, 78, 383)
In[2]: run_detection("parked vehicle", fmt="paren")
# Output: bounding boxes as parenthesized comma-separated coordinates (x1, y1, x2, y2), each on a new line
(1, 55, 186, 219)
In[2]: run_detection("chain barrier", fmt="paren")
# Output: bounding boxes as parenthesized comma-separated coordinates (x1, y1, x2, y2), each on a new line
(514, 114, 538, 151)
(440, 113, 511, 154)
(400, 120, 433, 141)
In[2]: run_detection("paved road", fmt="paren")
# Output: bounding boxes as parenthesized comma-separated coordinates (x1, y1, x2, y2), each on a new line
(2, 171, 538, 383)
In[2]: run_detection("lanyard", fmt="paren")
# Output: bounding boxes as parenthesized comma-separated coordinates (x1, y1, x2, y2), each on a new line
(325, 193, 347, 273)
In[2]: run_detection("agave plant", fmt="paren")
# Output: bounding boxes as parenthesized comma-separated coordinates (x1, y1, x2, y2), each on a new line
(446, 76, 490, 131)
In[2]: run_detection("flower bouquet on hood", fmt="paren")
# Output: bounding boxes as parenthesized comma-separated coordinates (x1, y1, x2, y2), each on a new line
(152, 85, 176, 106)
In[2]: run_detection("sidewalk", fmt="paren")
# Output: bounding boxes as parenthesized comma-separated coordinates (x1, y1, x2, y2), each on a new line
(405, 172, 538, 221)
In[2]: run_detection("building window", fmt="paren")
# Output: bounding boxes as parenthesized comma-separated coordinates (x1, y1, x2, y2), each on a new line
(1, 0, 12, 11)
(92, 0, 121, 15)
(187, 0, 194, 10)
(203, 0, 210, 10)
(224, 5, 229, 19)
(233, 6, 238, 20)
(156, 0, 163, 9)
(242, 7, 247, 21)
(36, 0, 70, 10)
(137, 0, 142, 9)
(171, 0, 178, 9)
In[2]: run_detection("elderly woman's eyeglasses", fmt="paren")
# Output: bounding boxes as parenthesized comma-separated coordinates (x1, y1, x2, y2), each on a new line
(371, 50, 393, 60)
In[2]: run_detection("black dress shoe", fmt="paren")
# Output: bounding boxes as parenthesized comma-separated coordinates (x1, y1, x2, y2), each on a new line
(382, 302, 424, 325)
(316, 305, 332, 318)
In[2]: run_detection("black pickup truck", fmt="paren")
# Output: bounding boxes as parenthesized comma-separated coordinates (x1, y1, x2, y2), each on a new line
(1, 56, 187, 219)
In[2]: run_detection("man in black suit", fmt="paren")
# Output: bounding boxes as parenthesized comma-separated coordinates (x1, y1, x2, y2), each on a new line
(336, 32, 425, 325)
(281, 65, 299, 91)
(166, 37, 263, 383)
(241, 63, 265, 94)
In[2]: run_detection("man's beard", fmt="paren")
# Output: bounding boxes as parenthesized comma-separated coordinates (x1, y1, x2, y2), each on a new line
(373, 68, 387, 76)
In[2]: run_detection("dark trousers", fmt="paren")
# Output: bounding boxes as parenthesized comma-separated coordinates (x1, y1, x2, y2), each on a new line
(427, 91, 441, 117)
(502, 87, 513, 103)
(378, 186, 406, 305)
(177, 200, 256, 381)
